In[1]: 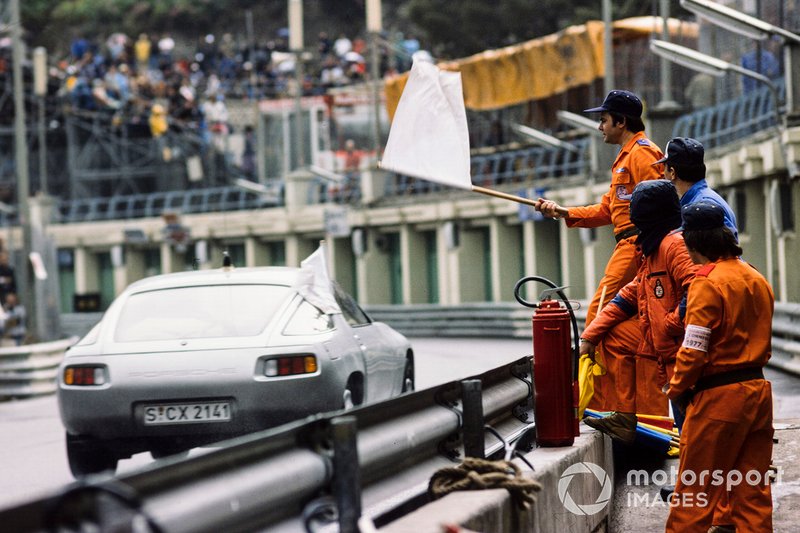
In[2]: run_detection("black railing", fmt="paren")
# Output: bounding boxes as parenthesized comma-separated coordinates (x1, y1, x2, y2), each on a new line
(672, 78, 785, 149)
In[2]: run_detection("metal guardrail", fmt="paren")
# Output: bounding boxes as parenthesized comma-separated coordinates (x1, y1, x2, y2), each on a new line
(769, 302, 800, 376)
(0, 357, 534, 533)
(58, 184, 283, 223)
(366, 303, 535, 338)
(0, 338, 78, 400)
(672, 77, 785, 150)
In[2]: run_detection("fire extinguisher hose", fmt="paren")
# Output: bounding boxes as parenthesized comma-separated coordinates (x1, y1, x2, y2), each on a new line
(513, 276, 580, 381)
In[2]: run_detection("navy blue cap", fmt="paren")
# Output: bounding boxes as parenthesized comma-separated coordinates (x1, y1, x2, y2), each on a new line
(681, 201, 724, 231)
(583, 90, 643, 117)
(654, 137, 705, 166)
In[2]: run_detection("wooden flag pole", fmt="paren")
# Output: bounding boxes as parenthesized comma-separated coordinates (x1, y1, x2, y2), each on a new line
(471, 185, 569, 217)
(471, 185, 538, 206)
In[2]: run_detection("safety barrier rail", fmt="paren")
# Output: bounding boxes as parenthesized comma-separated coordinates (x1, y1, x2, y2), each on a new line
(0, 338, 78, 400)
(309, 176, 362, 205)
(0, 357, 535, 533)
(58, 183, 284, 223)
(366, 302, 535, 338)
(671, 77, 785, 150)
(770, 302, 800, 376)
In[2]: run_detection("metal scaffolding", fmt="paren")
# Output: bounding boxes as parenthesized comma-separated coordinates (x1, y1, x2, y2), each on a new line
(0, 103, 246, 207)
(62, 112, 221, 199)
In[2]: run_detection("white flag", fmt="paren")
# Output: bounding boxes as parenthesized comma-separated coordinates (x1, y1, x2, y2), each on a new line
(380, 60, 472, 190)
(298, 241, 341, 314)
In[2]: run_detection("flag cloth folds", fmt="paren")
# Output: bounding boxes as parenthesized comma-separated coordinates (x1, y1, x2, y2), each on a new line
(298, 241, 341, 315)
(379, 60, 472, 191)
(578, 353, 606, 419)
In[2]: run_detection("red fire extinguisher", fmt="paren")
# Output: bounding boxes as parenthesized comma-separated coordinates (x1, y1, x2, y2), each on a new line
(514, 278, 580, 447)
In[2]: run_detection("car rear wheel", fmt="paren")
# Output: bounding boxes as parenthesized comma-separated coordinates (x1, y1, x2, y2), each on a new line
(343, 373, 364, 409)
(151, 444, 190, 460)
(66, 433, 118, 478)
(402, 355, 414, 393)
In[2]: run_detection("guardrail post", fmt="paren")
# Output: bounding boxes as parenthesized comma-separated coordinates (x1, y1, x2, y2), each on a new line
(332, 415, 361, 533)
(461, 379, 484, 459)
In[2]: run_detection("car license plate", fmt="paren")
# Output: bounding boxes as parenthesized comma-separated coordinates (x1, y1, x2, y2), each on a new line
(143, 402, 231, 425)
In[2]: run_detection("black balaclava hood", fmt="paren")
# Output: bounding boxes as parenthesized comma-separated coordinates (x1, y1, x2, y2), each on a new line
(630, 179, 682, 256)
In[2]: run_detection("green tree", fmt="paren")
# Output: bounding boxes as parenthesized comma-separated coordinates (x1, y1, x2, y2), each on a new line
(403, 0, 687, 58)
(20, 0, 688, 60)
(22, 0, 284, 56)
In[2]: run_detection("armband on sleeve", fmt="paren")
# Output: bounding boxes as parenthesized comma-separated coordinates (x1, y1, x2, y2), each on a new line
(682, 324, 712, 352)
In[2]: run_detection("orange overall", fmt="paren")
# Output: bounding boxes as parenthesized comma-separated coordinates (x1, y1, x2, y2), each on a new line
(581, 231, 697, 415)
(666, 259, 774, 533)
(566, 131, 664, 411)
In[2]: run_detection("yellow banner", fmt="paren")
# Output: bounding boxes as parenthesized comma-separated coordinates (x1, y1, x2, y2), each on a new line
(384, 16, 697, 119)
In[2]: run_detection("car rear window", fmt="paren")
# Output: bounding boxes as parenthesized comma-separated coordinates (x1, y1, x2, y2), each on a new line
(114, 284, 292, 342)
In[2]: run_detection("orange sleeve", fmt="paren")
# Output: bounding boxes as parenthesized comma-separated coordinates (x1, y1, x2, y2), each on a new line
(564, 189, 613, 228)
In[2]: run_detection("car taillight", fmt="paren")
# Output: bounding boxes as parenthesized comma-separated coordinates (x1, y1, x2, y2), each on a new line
(63, 365, 107, 386)
(264, 356, 317, 377)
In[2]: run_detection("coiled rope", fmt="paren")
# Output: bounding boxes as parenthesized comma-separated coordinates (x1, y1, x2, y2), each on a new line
(428, 458, 542, 510)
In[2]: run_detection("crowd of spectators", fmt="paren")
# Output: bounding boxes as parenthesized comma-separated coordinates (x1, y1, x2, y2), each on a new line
(55, 29, 421, 148)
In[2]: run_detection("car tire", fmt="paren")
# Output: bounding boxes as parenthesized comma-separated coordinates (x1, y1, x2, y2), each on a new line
(151, 445, 189, 460)
(343, 374, 364, 409)
(402, 355, 415, 393)
(66, 433, 118, 478)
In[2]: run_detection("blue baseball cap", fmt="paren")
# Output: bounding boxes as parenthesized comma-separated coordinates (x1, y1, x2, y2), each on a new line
(654, 137, 705, 166)
(583, 90, 643, 117)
